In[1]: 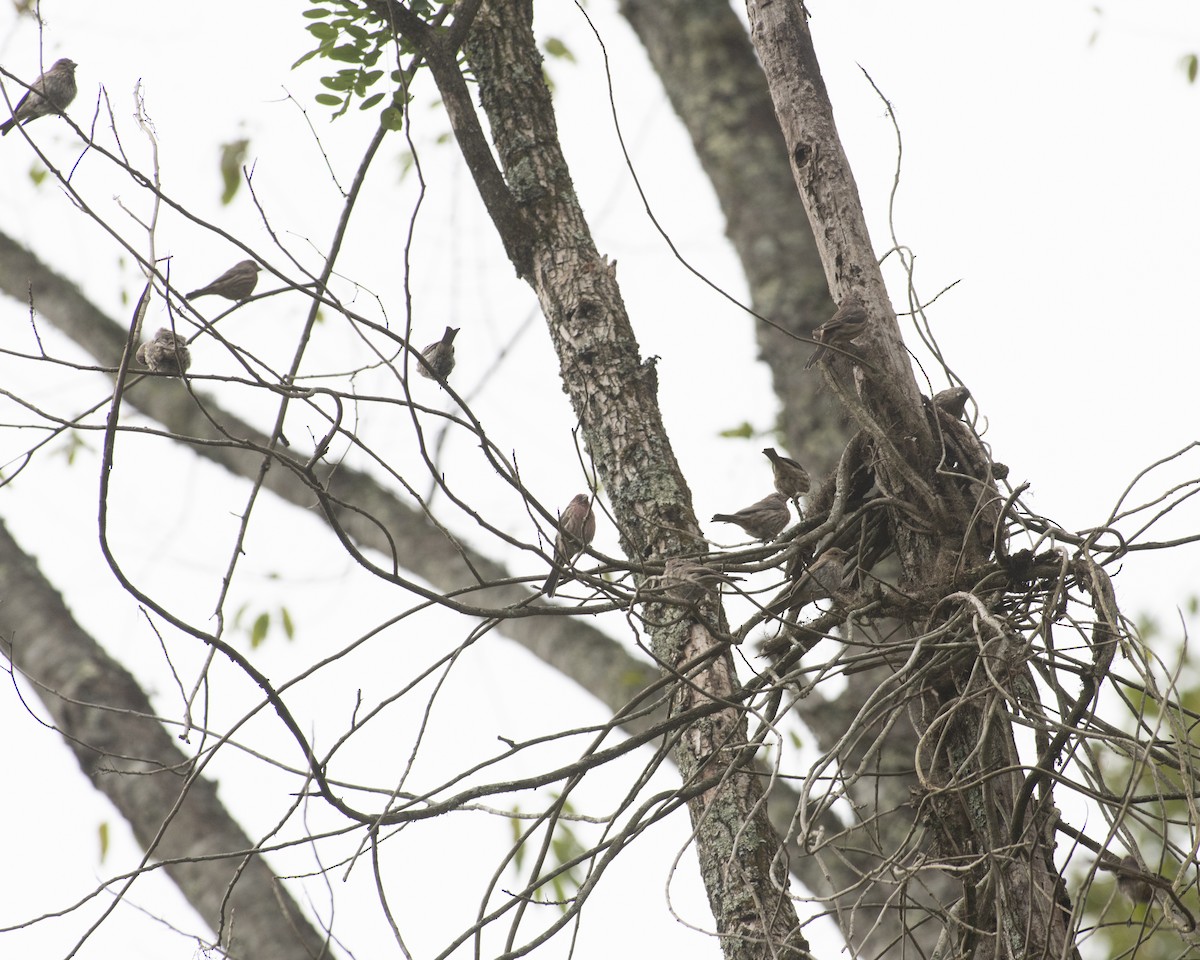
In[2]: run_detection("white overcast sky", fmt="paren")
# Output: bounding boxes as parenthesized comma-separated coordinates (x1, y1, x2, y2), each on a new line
(1, 1, 1199, 958)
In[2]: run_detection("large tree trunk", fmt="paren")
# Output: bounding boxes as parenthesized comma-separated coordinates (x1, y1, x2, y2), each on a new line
(743, 3, 1077, 957)
(0, 516, 335, 960)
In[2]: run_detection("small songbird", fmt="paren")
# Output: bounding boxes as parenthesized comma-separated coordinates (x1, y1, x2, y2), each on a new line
(417, 326, 459, 381)
(805, 297, 870, 368)
(660, 557, 743, 603)
(768, 546, 851, 616)
(932, 386, 971, 420)
(1, 58, 78, 136)
(1113, 855, 1155, 905)
(542, 493, 597, 596)
(711, 492, 790, 541)
(185, 260, 260, 301)
(135, 328, 191, 376)
(762, 447, 810, 506)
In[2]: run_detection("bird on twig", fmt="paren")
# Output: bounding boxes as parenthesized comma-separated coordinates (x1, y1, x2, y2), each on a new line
(762, 447, 810, 507)
(1, 58, 77, 137)
(660, 557, 743, 603)
(711, 492, 790, 541)
(417, 326, 459, 381)
(135, 328, 191, 376)
(186, 260, 261, 302)
(805, 298, 870, 368)
(542, 493, 596, 596)
(767, 547, 851, 617)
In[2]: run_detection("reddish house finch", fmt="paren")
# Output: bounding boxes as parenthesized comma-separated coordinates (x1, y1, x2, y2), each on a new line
(768, 547, 851, 616)
(660, 557, 742, 603)
(417, 326, 459, 380)
(711, 492, 790, 541)
(762, 447, 810, 505)
(185, 260, 260, 301)
(1, 58, 77, 136)
(542, 493, 597, 596)
(135, 328, 191, 376)
(805, 298, 870, 368)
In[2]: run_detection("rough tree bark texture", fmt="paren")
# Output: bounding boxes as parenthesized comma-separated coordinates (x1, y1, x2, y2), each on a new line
(743, 3, 1076, 958)
(455, 2, 809, 955)
(618, 0, 845, 474)
(0, 517, 335, 960)
(616, 3, 959, 954)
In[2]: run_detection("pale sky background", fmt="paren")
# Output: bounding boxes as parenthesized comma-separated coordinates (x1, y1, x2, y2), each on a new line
(1, 1, 1199, 958)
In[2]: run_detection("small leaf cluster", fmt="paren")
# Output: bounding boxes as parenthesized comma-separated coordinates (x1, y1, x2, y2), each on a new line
(295, 0, 434, 128)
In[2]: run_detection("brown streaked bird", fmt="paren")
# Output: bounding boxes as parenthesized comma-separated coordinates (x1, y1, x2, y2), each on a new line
(805, 298, 870, 368)
(542, 493, 597, 596)
(417, 325, 459, 381)
(185, 260, 260, 301)
(711, 491, 790, 541)
(135, 328, 191, 376)
(932, 385, 971, 420)
(768, 546, 851, 617)
(762, 447, 810, 505)
(660, 557, 743, 603)
(1, 58, 77, 136)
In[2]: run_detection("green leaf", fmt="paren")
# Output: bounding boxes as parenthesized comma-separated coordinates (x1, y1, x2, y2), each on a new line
(28, 165, 47, 186)
(98, 821, 109, 862)
(280, 606, 295, 640)
(381, 106, 404, 131)
(328, 44, 363, 63)
(360, 93, 384, 110)
(307, 22, 337, 40)
(315, 93, 344, 106)
(718, 421, 755, 439)
(543, 37, 576, 63)
(303, 7, 331, 17)
(219, 138, 249, 206)
(1184, 53, 1199, 84)
(292, 48, 321, 69)
(250, 612, 270, 649)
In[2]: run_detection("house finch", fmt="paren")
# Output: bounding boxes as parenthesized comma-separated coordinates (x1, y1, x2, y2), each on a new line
(711, 492, 790, 541)
(762, 447, 810, 505)
(1113, 855, 1154, 905)
(660, 557, 742, 603)
(417, 326, 459, 380)
(542, 493, 597, 596)
(185, 260, 260, 301)
(135, 328, 191, 376)
(1, 58, 77, 136)
(768, 547, 851, 616)
(932, 386, 971, 420)
(804, 298, 870, 368)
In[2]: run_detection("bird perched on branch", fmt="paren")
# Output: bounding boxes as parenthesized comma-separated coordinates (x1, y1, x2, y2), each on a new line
(417, 326, 459, 381)
(711, 492, 790, 541)
(185, 260, 260, 301)
(768, 546, 851, 618)
(932, 385, 971, 420)
(805, 298, 870, 368)
(762, 447, 810, 506)
(660, 557, 742, 603)
(542, 493, 596, 597)
(1, 58, 77, 136)
(135, 328, 191, 376)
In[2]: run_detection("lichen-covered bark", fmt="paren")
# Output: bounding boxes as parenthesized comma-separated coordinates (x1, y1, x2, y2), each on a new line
(743, 3, 1076, 957)
(453, 3, 809, 955)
